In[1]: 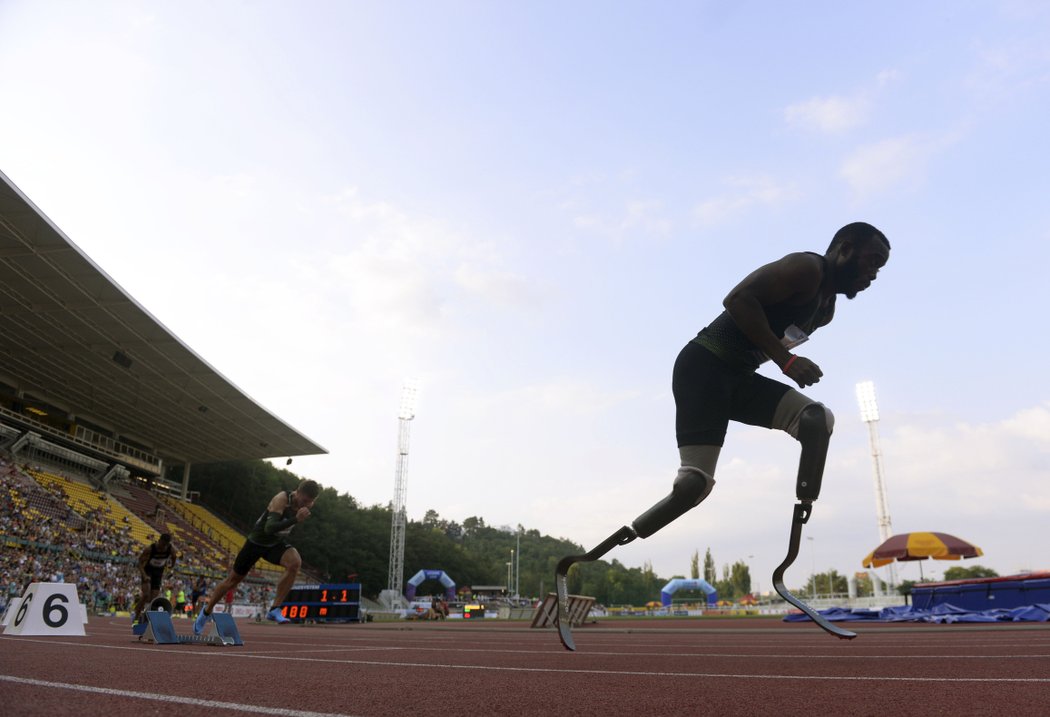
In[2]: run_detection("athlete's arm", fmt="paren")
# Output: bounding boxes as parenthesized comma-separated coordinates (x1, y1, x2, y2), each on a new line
(137, 547, 150, 576)
(261, 491, 310, 534)
(266, 491, 290, 514)
(723, 253, 824, 387)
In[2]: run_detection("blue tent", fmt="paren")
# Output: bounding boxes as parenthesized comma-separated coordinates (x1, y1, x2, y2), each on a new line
(660, 578, 717, 607)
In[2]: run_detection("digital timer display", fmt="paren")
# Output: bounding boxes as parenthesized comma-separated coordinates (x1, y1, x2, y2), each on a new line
(279, 583, 362, 623)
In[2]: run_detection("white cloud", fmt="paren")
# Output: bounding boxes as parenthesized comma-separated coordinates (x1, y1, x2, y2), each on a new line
(887, 405, 1050, 502)
(322, 186, 531, 335)
(966, 34, 1050, 104)
(784, 95, 870, 133)
(692, 175, 801, 227)
(206, 173, 257, 199)
(783, 70, 897, 134)
(838, 129, 972, 199)
(573, 198, 672, 240)
(492, 380, 642, 417)
(1001, 403, 1050, 444)
(840, 136, 921, 196)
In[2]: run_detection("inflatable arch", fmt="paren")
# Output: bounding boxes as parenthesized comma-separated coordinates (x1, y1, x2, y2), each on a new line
(660, 578, 717, 607)
(405, 569, 456, 601)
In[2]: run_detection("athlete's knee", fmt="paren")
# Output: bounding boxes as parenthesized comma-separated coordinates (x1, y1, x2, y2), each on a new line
(632, 467, 715, 539)
(282, 550, 302, 572)
(798, 402, 834, 444)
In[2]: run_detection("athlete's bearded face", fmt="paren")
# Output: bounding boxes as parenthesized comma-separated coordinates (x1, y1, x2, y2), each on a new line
(841, 240, 890, 300)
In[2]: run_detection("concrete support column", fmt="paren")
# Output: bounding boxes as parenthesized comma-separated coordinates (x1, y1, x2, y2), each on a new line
(181, 462, 192, 500)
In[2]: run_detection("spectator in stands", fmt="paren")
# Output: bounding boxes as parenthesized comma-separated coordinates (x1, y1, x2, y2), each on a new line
(131, 533, 176, 624)
(194, 479, 320, 634)
(224, 588, 235, 614)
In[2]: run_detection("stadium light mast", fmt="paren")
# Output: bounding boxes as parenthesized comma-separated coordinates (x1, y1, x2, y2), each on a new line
(856, 380, 897, 588)
(383, 378, 419, 608)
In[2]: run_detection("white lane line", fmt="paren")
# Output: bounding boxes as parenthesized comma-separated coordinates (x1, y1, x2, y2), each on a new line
(53, 635, 1050, 659)
(87, 626, 1050, 651)
(238, 646, 1050, 659)
(246, 647, 412, 655)
(56, 629, 1050, 658)
(229, 646, 1050, 663)
(222, 655, 1050, 683)
(3, 638, 1049, 683)
(0, 675, 360, 717)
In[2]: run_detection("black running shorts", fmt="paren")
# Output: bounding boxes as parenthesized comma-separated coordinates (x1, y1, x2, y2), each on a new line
(233, 540, 293, 576)
(672, 341, 792, 447)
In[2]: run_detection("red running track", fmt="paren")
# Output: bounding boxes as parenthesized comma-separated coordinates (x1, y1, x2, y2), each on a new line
(2, 616, 1049, 716)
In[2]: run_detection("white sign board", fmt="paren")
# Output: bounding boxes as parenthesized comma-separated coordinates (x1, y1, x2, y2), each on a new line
(3, 583, 86, 636)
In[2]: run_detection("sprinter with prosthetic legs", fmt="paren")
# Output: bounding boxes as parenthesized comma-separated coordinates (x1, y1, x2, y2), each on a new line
(555, 222, 890, 649)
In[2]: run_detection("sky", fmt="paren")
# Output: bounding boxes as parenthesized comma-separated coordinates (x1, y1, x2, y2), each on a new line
(2, 1, 1048, 594)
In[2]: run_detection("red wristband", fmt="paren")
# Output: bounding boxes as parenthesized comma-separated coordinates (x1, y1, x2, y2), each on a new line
(782, 355, 798, 373)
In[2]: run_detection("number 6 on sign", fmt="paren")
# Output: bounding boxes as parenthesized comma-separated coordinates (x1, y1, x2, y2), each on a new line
(3, 583, 86, 636)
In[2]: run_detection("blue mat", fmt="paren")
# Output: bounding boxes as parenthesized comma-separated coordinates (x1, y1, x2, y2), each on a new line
(783, 602, 1050, 623)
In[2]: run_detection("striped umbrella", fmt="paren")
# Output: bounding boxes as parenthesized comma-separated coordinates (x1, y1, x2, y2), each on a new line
(862, 532, 983, 578)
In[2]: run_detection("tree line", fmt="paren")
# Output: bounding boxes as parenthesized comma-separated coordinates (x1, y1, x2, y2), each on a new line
(181, 460, 666, 604)
(798, 565, 1000, 598)
(181, 460, 828, 605)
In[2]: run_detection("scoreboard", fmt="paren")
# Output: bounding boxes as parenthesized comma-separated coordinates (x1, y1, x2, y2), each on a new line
(279, 583, 362, 623)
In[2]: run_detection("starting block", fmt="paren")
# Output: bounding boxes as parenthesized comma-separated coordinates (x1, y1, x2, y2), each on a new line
(132, 596, 171, 637)
(210, 612, 243, 646)
(530, 592, 596, 629)
(137, 609, 242, 646)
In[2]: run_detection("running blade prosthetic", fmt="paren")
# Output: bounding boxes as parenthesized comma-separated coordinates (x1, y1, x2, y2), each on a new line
(555, 526, 637, 651)
(772, 502, 857, 640)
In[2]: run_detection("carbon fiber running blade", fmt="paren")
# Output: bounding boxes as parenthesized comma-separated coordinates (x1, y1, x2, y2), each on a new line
(774, 502, 857, 640)
(773, 573, 856, 639)
(554, 526, 637, 651)
(555, 557, 577, 651)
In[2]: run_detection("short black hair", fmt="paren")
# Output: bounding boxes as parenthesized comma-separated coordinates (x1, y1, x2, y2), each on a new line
(828, 222, 890, 252)
(297, 479, 321, 499)
(159, 533, 172, 541)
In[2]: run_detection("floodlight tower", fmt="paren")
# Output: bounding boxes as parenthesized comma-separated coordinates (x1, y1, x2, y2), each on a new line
(385, 379, 419, 606)
(856, 380, 897, 588)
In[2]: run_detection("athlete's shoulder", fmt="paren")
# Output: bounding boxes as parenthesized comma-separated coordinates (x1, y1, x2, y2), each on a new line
(776, 251, 824, 274)
(747, 252, 822, 293)
(772, 252, 825, 291)
(267, 490, 291, 512)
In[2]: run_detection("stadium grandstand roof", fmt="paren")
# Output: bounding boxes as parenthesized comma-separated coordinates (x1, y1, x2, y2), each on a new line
(0, 169, 327, 468)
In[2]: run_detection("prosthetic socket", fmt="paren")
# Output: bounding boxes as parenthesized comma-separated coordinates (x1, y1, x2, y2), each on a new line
(795, 403, 832, 504)
(631, 466, 714, 539)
